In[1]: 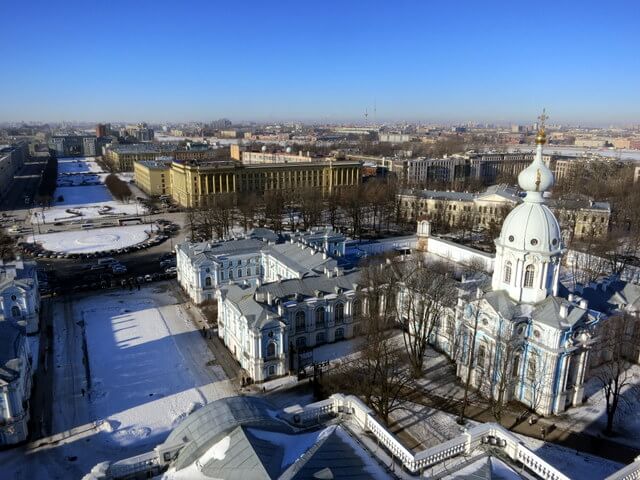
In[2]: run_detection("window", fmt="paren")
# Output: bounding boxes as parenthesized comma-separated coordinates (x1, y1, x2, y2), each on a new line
(503, 261, 512, 284)
(335, 303, 344, 323)
(11, 305, 21, 318)
(527, 356, 537, 382)
(266, 342, 276, 358)
(237, 269, 242, 278)
(295, 311, 306, 331)
(524, 265, 535, 288)
(476, 344, 486, 369)
(335, 328, 345, 340)
(205, 277, 212, 287)
(512, 355, 520, 378)
(316, 332, 326, 344)
(268, 365, 276, 377)
(352, 300, 361, 318)
(296, 336, 307, 348)
(229, 270, 233, 280)
(315, 307, 325, 328)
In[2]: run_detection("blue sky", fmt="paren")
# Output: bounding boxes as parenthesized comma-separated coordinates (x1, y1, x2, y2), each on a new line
(1, 0, 638, 124)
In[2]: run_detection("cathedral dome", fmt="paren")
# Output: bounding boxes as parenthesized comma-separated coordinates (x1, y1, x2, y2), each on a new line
(499, 202, 562, 254)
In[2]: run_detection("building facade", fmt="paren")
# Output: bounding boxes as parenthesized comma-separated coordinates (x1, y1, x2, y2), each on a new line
(399, 186, 610, 241)
(0, 142, 27, 202)
(167, 158, 361, 208)
(0, 259, 40, 334)
(133, 158, 174, 196)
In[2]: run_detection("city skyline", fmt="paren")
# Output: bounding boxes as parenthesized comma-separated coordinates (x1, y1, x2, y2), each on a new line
(1, 0, 638, 124)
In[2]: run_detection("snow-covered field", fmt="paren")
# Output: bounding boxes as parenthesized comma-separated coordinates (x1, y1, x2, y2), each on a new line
(0, 284, 234, 480)
(57, 157, 104, 175)
(82, 287, 233, 447)
(31, 224, 157, 253)
(31, 157, 146, 225)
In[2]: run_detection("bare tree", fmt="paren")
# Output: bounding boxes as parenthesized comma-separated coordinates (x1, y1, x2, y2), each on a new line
(595, 314, 640, 435)
(298, 187, 323, 231)
(397, 258, 456, 377)
(237, 193, 258, 232)
(264, 190, 285, 233)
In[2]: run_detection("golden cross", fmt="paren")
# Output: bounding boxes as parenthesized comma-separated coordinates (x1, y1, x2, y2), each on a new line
(538, 108, 548, 130)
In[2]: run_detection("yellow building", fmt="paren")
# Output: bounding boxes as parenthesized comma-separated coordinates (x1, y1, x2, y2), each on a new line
(168, 158, 362, 208)
(133, 159, 173, 196)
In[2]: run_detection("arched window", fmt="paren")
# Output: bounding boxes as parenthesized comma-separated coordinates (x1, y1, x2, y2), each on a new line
(527, 355, 537, 382)
(11, 306, 21, 318)
(315, 307, 325, 328)
(316, 332, 326, 345)
(266, 342, 276, 358)
(228, 270, 233, 280)
(503, 261, 512, 284)
(335, 303, 344, 323)
(335, 328, 345, 340)
(512, 354, 520, 378)
(296, 336, 307, 348)
(205, 276, 212, 287)
(295, 311, 306, 331)
(352, 300, 361, 318)
(237, 269, 242, 278)
(524, 265, 535, 288)
(268, 365, 276, 377)
(476, 343, 487, 369)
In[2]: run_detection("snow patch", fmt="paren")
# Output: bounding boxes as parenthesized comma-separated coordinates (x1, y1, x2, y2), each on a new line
(196, 435, 231, 469)
(30, 224, 157, 253)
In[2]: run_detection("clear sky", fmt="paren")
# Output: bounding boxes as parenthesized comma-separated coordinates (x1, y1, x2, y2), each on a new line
(1, 0, 638, 125)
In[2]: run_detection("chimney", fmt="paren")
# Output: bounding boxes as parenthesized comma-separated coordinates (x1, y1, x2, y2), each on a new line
(267, 292, 273, 305)
(559, 303, 569, 319)
(322, 252, 327, 260)
(568, 294, 575, 302)
(579, 299, 588, 310)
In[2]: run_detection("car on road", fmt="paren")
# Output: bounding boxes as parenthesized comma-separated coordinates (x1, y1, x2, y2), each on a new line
(144, 274, 153, 282)
(164, 266, 177, 274)
(111, 264, 127, 274)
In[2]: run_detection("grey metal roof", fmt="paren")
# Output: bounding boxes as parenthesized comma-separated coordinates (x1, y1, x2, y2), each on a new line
(257, 270, 359, 300)
(531, 296, 587, 329)
(166, 396, 293, 472)
(221, 282, 280, 329)
(263, 243, 338, 276)
(291, 427, 389, 480)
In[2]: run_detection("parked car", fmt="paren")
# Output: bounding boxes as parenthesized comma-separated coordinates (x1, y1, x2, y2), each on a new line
(144, 274, 153, 282)
(164, 266, 177, 274)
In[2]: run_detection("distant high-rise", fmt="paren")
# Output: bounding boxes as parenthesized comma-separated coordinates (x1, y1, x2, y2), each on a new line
(96, 123, 110, 137)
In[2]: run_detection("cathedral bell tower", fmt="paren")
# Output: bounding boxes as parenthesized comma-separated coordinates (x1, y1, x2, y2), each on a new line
(491, 110, 564, 304)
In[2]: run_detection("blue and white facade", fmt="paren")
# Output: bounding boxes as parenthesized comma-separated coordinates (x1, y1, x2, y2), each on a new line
(453, 126, 602, 416)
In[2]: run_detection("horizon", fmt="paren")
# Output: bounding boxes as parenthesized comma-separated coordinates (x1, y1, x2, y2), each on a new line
(1, 0, 639, 125)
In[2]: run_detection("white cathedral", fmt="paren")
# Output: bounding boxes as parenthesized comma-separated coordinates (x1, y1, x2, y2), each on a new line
(421, 117, 620, 417)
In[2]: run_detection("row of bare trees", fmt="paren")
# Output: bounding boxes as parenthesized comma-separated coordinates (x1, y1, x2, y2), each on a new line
(185, 180, 403, 241)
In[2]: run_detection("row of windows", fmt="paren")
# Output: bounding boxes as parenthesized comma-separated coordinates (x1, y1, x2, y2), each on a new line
(503, 261, 535, 288)
(294, 328, 345, 347)
(293, 302, 358, 331)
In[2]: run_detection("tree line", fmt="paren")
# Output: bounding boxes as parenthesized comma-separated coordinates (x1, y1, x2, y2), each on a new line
(185, 179, 406, 241)
(105, 174, 133, 203)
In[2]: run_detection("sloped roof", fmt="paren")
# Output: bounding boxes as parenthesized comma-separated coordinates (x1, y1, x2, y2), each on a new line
(442, 455, 524, 479)
(531, 296, 587, 329)
(166, 396, 292, 472)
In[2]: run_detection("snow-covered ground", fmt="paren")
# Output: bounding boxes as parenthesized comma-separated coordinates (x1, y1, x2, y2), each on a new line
(30, 224, 158, 253)
(57, 157, 104, 175)
(391, 401, 623, 479)
(31, 157, 146, 225)
(557, 363, 640, 449)
(0, 284, 234, 479)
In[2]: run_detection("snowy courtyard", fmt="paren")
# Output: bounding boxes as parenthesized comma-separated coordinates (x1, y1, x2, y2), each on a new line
(0, 284, 234, 479)
(31, 156, 146, 225)
(30, 223, 158, 253)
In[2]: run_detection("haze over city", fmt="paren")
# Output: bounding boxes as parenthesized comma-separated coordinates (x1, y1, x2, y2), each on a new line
(1, 0, 639, 124)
